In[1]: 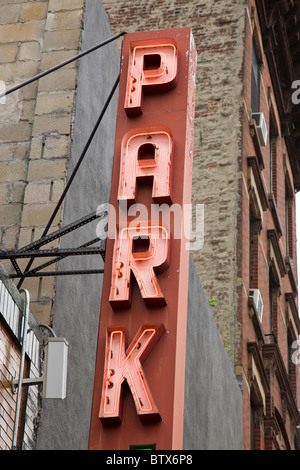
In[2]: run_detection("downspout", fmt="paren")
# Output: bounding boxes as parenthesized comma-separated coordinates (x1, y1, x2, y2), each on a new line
(38, 323, 56, 338)
(11, 288, 30, 450)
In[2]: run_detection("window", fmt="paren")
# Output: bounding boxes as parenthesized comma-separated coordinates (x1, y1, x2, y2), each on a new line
(269, 275, 274, 335)
(269, 137, 273, 192)
(268, 265, 279, 342)
(249, 215, 261, 289)
(250, 401, 256, 450)
(269, 136, 277, 196)
(287, 329, 296, 399)
(285, 184, 294, 259)
(285, 196, 289, 256)
(251, 43, 260, 113)
(268, 97, 280, 196)
(249, 215, 255, 288)
(250, 400, 262, 450)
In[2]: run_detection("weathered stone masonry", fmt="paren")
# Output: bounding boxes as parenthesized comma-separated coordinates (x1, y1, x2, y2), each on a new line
(0, 0, 85, 325)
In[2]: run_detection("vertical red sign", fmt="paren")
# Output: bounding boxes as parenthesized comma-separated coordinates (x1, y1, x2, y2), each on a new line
(89, 28, 196, 450)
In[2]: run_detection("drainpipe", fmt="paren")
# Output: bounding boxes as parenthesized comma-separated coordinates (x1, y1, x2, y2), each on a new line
(38, 323, 56, 338)
(11, 288, 30, 450)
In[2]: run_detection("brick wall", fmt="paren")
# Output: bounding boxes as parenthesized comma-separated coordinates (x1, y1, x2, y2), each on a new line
(0, 0, 85, 325)
(0, 319, 23, 450)
(236, 0, 299, 449)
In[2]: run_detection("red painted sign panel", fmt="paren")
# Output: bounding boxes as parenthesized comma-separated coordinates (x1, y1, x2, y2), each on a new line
(89, 28, 196, 450)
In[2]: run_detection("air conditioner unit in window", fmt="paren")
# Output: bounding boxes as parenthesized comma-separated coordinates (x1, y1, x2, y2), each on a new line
(249, 288, 263, 322)
(251, 112, 268, 147)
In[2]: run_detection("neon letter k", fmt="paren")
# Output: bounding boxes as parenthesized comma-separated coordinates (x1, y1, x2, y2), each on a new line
(99, 324, 165, 423)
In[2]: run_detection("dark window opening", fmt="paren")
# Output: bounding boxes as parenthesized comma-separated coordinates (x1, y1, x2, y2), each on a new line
(285, 184, 294, 260)
(249, 215, 261, 289)
(269, 137, 273, 193)
(269, 267, 277, 337)
(251, 43, 260, 113)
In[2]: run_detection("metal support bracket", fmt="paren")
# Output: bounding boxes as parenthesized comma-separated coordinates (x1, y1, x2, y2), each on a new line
(0, 208, 108, 279)
(12, 376, 44, 394)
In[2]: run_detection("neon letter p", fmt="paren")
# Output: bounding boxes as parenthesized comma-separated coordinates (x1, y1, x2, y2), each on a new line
(124, 39, 177, 115)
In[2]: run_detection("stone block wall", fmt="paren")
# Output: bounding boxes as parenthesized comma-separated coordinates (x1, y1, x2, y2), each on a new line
(0, 0, 85, 325)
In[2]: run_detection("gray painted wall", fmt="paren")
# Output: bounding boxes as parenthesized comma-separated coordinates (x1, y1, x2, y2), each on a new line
(184, 257, 243, 450)
(36, 1, 243, 450)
